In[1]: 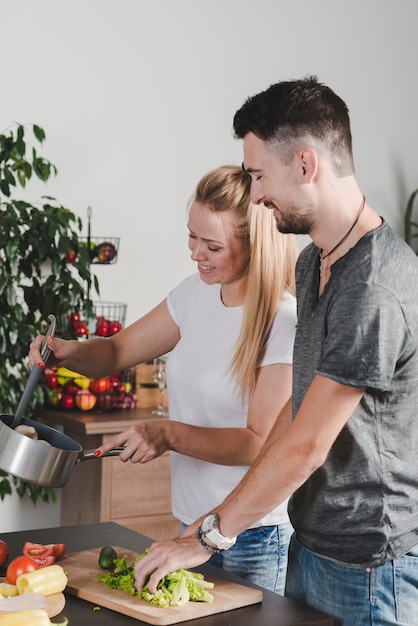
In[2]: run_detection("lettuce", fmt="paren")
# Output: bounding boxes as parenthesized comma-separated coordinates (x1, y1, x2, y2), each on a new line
(97, 551, 214, 608)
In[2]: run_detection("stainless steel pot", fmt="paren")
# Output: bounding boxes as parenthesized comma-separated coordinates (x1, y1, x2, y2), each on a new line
(0, 414, 122, 488)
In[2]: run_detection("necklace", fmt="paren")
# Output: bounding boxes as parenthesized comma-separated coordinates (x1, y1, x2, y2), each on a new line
(319, 195, 365, 276)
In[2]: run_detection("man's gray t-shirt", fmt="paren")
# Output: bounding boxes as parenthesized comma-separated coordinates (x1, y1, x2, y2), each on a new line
(289, 221, 418, 566)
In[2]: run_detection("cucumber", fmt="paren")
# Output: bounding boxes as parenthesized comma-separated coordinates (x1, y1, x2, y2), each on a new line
(98, 546, 117, 570)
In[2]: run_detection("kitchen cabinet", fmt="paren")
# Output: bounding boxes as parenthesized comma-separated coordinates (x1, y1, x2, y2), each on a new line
(41, 407, 180, 541)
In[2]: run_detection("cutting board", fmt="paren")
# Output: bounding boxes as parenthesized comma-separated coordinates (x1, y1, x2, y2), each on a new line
(0, 579, 65, 618)
(63, 547, 263, 625)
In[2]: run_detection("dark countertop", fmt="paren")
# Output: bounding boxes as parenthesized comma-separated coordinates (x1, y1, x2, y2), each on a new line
(0, 522, 333, 625)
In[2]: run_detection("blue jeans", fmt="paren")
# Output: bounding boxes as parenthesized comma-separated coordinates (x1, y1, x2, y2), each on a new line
(285, 535, 418, 625)
(208, 522, 292, 594)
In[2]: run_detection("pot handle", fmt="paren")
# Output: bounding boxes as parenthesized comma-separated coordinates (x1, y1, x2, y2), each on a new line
(78, 447, 125, 462)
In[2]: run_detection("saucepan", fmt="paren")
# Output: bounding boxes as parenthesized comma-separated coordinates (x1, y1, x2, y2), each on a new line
(0, 413, 123, 488)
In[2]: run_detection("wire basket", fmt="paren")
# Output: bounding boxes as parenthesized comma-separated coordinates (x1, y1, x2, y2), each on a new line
(92, 301, 127, 336)
(43, 367, 137, 412)
(80, 237, 120, 264)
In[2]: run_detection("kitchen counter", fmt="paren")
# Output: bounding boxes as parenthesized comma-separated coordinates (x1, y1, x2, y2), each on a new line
(0, 522, 334, 625)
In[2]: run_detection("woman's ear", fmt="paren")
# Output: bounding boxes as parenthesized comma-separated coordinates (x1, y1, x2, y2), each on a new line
(298, 148, 318, 183)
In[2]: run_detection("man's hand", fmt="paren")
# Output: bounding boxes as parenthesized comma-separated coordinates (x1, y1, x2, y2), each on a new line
(134, 534, 211, 593)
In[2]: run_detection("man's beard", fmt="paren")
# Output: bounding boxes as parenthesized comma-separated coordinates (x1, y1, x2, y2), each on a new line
(273, 206, 314, 235)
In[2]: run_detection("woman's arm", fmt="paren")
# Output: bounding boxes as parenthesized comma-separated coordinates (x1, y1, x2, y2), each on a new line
(96, 362, 292, 466)
(29, 299, 180, 379)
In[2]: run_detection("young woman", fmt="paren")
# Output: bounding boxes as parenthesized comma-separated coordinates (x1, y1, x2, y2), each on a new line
(30, 165, 298, 593)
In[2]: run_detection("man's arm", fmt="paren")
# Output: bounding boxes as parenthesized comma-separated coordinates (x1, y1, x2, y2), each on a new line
(134, 374, 365, 592)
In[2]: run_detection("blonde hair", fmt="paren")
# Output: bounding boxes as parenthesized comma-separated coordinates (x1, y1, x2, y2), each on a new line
(192, 165, 298, 398)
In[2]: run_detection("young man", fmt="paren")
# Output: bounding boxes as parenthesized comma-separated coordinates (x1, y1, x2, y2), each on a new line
(134, 76, 418, 626)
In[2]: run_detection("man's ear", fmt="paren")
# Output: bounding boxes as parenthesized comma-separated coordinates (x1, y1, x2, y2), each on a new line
(298, 148, 318, 183)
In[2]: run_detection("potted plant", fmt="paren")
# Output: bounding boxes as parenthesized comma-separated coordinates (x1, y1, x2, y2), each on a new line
(0, 122, 99, 505)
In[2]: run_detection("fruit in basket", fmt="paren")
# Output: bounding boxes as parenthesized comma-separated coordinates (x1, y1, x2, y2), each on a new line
(63, 380, 80, 395)
(90, 378, 111, 394)
(45, 371, 58, 388)
(95, 391, 118, 410)
(75, 389, 97, 411)
(62, 394, 75, 409)
(109, 320, 122, 335)
(45, 388, 63, 407)
(74, 321, 89, 338)
(96, 317, 110, 337)
(74, 374, 91, 389)
(96, 241, 116, 263)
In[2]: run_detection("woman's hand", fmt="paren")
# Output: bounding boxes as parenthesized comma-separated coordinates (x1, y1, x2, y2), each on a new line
(95, 421, 171, 463)
(134, 534, 211, 594)
(29, 335, 75, 372)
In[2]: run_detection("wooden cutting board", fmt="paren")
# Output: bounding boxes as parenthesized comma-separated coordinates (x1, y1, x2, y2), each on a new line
(63, 546, 263, 625)
(0, 580, 65, 618)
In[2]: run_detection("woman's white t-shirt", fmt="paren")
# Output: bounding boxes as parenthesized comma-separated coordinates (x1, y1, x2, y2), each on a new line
(166, 273, 297, 527)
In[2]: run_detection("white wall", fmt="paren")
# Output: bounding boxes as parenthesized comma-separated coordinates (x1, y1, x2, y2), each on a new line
(1, 0, 417, 326)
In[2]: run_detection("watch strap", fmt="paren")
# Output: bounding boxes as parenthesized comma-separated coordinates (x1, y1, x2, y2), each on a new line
(196, 526, 222, 554)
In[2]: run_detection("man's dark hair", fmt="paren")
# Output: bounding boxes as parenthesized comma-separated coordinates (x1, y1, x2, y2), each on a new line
(233, 75, 354, 176)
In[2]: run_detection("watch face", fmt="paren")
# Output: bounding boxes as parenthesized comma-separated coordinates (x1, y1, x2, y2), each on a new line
(201, 513, 217, 534)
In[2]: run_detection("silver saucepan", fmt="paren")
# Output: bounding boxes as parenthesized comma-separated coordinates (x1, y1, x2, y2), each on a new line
(0, 414, 122, 488)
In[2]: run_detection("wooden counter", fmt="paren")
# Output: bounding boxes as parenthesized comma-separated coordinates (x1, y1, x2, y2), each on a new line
(41, 408, 180, 541)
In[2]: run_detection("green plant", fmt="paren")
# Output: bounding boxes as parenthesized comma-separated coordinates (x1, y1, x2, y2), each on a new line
(0, 122, 99, 502)
(404, 187, 418, 254)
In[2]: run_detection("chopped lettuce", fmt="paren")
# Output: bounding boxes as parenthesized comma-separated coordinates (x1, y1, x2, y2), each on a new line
(97, 550, 214, 608)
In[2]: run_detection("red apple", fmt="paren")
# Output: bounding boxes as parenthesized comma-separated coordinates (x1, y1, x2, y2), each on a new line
(68, 311, 80, 326)
(109, 321, 122, 335)
(64, 380, 80, 394)
(90, 378, 111, 394)
(62, 394, 75, 409)
(65, 249, 77, 262)
(45, 371, 58, 388)
(96, 319, 110, 337)
(74, 322, 89, 338)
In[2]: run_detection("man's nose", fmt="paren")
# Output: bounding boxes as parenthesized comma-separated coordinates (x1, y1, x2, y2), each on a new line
(250, 182, 264, 205)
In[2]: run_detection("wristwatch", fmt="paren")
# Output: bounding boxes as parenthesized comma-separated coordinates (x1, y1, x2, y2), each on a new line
(196, 513, 237, 553)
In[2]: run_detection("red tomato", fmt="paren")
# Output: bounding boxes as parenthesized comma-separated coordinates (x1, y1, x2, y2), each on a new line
(0, 540, 9, 567)
(22, 542, 54, 558)
(48, 543, 66, 561)
(6, 556, 39, 584)
(32, 555, 55, 568)
(49, 543, 66, 559)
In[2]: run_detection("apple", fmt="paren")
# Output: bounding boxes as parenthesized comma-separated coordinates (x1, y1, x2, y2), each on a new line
(74, 321, 89, 338)
(96, 318, 110, 337)
(90, 378, 111, 394)
(64, 380, 80, 395)
(65, 249, 77, 262)
(96, 242, 116, 264)
(62, 394, 75, 409)
(75, 389, 97, 411)
(109, 320, 122, 335)
(68, 311, 80, 327)
(45, 371, 58, 388)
